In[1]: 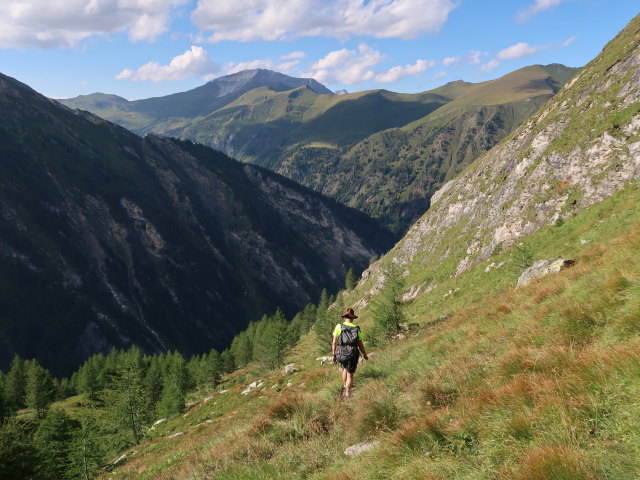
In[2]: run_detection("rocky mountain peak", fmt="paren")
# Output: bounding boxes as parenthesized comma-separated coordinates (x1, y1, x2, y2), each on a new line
(205, 68, 333, 97)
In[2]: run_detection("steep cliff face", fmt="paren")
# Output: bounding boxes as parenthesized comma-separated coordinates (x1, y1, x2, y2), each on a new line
(362, 15, 640, 295)
(0, 74, 393, 375)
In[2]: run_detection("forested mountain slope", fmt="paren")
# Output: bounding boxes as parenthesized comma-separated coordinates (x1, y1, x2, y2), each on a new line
(62, 65, 577, 234)
(0, 73, 393, 376)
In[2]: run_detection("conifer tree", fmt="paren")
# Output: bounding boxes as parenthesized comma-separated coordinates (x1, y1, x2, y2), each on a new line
(156, 352, 189, 417)
(0, 373, 9, 422)
(0, 416, 39, 479)
(111, 348, 150, 444)
(77, 358, 99, 400)
(145, 358, 163, 409)
(371, 263, 406, 335)
(34, 407, 75, 480)
(56, 378, 75, 401)
(25, 360, 54, 419)
(67, 413, 105, 480)
(314, 289, 334, 350)
(254, 310, 289, 369)
(231, 327, 254, 368)
(301, 303, 317, 333)
(5, 355, 26, 411)
(199, 350, 222, 386)
(345, 268, 357, 290)
(220, 349, 235, 373)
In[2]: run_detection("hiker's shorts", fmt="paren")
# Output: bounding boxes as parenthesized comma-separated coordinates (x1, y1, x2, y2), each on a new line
(339, 352, 360, 374)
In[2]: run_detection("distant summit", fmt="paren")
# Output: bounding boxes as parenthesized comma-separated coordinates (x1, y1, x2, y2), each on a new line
(61, 69, 333, 129)
(206, 69, 334, 97)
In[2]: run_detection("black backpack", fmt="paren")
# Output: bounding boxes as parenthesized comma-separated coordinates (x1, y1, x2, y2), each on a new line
(336, 324, 360, 363)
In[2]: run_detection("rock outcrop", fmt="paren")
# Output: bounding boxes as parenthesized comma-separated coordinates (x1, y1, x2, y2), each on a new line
(362, 15, 640, 295)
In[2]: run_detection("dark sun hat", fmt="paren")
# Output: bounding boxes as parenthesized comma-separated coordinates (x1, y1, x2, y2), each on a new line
(341, 308, 358, 319)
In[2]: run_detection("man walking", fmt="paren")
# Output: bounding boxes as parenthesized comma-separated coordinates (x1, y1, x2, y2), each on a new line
(332, 308, 368, 397)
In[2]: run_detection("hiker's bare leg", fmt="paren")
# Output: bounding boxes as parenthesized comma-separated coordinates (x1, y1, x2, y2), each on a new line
(342, 368, 348, 389)
(344, 371, 353, 396)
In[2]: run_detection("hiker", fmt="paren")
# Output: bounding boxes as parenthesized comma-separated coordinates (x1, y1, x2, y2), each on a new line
(332, 307, 368, 397)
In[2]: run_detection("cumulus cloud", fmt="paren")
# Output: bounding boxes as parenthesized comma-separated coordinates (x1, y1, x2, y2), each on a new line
(281, 51, 306, 60)
(192, 0, 458, 42)
(0, 0, 187, 49)
(496, 42, 542, 60)
(375, 59, 435, 83)
(116, 46, 219, 82)
(308, 44, 433, 85)
(466, 50, 488, 65)
(432, 71, 447, 79)
(516, 0, 571, 23)
(277, 60, 301, 73)
(479, 59, 500, 73)
(442, 56, 460, 66)
(310, 44, 383, 84)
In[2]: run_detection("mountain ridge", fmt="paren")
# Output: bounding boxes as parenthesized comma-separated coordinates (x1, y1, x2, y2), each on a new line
(0, 72, 393, 376)
(61, 65, 578, 234)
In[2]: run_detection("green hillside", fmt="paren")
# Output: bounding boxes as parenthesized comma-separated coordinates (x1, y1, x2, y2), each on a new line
(61, 66, 576, 234)
(0, 72, 394, 376)
(5, 175, 637, 480)
(2, 14, 638, 480)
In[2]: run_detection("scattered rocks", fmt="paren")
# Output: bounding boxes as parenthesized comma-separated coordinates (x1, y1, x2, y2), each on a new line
(344, 440, 380, 457)
(149, 418, 167, 430)
(113, 453, 129, 466)
(517, 258, 576, 288)
(485, 261, 505, 272)
(169, 432, 184, 438)
(219, 389, 228, 394)
(316, 355, 334, 364)
(241, 380, 264, 395)
(284, 363, 298, 373)
(203, 395, 215, 403)
(443, 288, 459, 298)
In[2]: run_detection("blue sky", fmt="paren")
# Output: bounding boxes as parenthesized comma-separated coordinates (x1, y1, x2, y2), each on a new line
(0, 1, 637, 100)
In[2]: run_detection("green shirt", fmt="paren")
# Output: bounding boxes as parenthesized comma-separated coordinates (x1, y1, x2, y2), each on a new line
(332, 322, 365, 341)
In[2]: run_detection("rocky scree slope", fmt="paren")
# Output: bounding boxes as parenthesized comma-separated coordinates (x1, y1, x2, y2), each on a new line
(0, 73, 393, 376)
(360, 14, 640, 299)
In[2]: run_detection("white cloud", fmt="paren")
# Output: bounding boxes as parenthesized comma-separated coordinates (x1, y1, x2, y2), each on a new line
(496, 42, 542, 60)
(277, 60, 301, 73)
(0, 0, 187, 48)
(563, 35, 577, 47)
(116, 46, 219, 82)
(192, 0, 458, 42)
(442, 56, 460, 66)
(479, 59, 500, 73)
(375, 59, 435, 83)
(467, 50, 488, 65)
(308, 44, 433, 85)
(432, 71, 447, 79)
(310, 44, 383, 85)
(281, 51, 306, 60)
(516, 0, 571, 23)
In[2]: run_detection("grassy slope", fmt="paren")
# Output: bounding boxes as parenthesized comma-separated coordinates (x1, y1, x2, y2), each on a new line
(88, 182, 639, 479)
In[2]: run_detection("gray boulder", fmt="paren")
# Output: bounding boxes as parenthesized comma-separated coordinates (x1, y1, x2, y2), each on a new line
(344, 440, 380, 457)
(517, 258, 575, 288)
